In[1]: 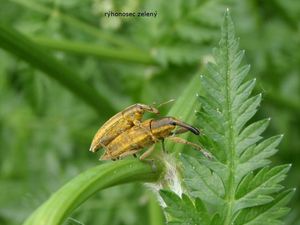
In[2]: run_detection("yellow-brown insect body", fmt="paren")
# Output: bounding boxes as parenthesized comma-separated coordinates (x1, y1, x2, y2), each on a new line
(89, 103, 159, 152)
(101, 117, 200, 160)
(101, 119, 154, 159)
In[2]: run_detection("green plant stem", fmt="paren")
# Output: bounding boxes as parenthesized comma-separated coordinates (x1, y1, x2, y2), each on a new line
(223, 14, 236, 225)
(23, 159, 164, 225)
(31, 36, 155, 65)
(9, 0, 144, 52)
(148, 193, 164, 225)
(0, 23, 116, 117)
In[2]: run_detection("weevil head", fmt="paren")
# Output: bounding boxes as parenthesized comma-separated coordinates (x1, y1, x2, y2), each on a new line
(150, 117, 200, 139)
(136, 103, 160, 114)
(123, 103, 159, 121)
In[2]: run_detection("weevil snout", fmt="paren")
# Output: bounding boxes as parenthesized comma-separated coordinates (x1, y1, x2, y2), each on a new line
(150, 117, 200, 136)
(169, 118, 200, 135)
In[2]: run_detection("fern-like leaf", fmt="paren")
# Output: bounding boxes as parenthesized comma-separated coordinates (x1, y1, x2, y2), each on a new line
(160, 10, 294, 225)
(160, 190, 211, 225)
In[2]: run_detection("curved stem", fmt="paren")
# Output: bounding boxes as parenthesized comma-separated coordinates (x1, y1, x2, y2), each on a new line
(23, 159, 164, 225)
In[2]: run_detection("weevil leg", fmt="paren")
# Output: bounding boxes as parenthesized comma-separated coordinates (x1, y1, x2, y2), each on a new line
(99, 147, 115, 161)
(165, 136, 212, 159)
(118, 150, 140, 158)
(139, 145, 156, 160)
(98, 141, 109, 152)
(100, 153, 112, 160)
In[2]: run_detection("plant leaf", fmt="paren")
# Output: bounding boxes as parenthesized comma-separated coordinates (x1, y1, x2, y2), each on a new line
(234, 189, 295, 225)
(181, 154, 225, 206)
(160, 190, 211, 225)
(161, 10, 293, 225)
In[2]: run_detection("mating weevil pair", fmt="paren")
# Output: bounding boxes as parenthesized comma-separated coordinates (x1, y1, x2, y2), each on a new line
(89, 103, 212, 160)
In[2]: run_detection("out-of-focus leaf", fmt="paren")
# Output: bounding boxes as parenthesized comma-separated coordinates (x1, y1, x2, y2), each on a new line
(0, 23, 115, 117)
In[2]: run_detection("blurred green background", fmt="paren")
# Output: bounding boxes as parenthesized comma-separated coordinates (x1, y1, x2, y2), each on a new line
(0, 0, 299, 224)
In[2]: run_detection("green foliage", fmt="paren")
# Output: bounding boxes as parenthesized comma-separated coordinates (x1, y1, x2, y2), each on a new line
(160, 11, 294, 225)
(130, 0, 227, 66)
(0, 23, 115, 116)
(160, 190, 209, 225)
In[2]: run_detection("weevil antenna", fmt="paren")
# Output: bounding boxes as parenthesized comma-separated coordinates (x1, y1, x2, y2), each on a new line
(157, 99, 175, 108)
(154, 99, 176, 109)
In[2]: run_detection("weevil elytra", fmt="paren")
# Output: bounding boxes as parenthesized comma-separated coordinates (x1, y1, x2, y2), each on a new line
(100, 117, 212, 160)
(89, 103, 159, 152)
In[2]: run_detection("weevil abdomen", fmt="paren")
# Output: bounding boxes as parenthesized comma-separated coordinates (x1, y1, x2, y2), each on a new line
(89, 103, 159, 152)
(89, 113, 133, 152)
(101, 119, 155, 160)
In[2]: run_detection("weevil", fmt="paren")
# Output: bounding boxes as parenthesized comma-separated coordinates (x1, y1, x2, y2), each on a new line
(100, 117, 212, 160)
(89, 103, 160, 152)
